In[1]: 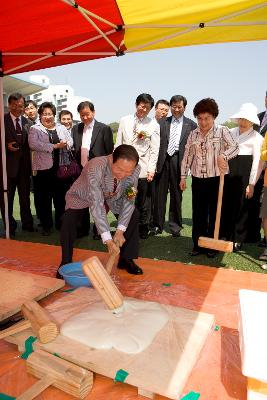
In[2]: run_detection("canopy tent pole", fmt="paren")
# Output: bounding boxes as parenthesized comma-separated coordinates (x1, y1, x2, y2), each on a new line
(0, 53, 10, 239)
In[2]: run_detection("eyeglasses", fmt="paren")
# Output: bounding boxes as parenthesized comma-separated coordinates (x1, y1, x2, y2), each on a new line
(41, 113, 54, 117)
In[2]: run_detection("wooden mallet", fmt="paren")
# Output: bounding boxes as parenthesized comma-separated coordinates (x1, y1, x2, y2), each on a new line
(82, 255, 124, 311)
(16, 349, 93, 400)
(0, 300, 59, 344)
(21, 300, 59, 344)
(198, 173, 233, 252)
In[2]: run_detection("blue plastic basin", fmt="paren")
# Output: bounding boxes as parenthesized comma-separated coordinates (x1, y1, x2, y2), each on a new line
(58, 262, 92, 288)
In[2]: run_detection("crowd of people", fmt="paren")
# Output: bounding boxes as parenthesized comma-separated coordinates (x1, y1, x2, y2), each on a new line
(1, 90, 267, 276)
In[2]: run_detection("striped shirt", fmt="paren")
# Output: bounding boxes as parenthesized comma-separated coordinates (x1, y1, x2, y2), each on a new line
(65, 155, 140, 242)
(181, 124, 239, 178)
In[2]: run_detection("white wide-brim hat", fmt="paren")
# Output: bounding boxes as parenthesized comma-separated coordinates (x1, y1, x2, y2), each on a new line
(230, 103, 260, 125)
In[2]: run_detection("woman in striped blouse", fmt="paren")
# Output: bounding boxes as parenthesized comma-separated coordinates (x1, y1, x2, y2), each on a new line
(180, 98, 239, 257)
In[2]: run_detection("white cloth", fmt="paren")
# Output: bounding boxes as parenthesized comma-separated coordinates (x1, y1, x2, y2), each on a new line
(230, 127, 264, 185)
(81, 119, 95, 167)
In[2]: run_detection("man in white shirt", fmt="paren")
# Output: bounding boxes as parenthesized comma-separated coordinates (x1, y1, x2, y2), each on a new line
(72, 101, 114, 239)
(116, 93, 160, 239)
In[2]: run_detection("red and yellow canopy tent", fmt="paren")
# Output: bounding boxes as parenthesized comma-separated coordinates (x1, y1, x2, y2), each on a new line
(1, 0, 267, 236)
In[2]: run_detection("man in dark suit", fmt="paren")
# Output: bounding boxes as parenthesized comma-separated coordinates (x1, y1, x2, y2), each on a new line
(150, 95, 197, 237)
(71, 101, 114, 238)
(5, 93, 33, 236)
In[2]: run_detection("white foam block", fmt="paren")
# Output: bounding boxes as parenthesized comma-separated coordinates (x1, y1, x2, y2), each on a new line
(248, 389, 267, 400)
(239, 289, 267, 382)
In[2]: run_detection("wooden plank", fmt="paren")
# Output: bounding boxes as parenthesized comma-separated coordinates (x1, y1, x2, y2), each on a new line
(5, 288, 214, 399)
(138, 388, 155, 399)
(0, 268, 64, 322)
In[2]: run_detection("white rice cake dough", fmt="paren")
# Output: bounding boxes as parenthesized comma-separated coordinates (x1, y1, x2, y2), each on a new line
(61, 299, 169, 354)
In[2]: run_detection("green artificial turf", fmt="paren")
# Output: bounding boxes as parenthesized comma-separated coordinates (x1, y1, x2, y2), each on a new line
(1, 181, 266, 274)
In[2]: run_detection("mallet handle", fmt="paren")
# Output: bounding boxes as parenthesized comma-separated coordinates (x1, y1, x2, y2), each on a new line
(0, 319, 31, 339)
(16, 375, 55, 400)
(105, 243, 120, 275)
(214, 173, 224, 240)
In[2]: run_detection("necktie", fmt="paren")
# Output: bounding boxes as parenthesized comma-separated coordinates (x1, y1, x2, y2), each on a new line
(15, 117, 22, 144)
(104, 178, 117, 213)
(167, 119, 180, 156)
(113, 178, 118, 194)
(81, 124, 91, 167)
(261, 112, 267, 131)
(81, 148, 88, 167)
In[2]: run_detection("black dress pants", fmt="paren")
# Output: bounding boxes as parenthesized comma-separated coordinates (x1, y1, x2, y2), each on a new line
(136, 178, 152, 235)
(60, 207, 139, 265)
(220, 155, 252, 243)
(7, 170, 33, 232)
(246, 176, 263, 242)
(35, 168, 68, 230)
(153, 153, 182, 234)
(192, 176, 220, 250)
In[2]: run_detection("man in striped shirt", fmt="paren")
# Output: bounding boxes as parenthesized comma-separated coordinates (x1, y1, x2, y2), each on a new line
(59, 144, 143, 276)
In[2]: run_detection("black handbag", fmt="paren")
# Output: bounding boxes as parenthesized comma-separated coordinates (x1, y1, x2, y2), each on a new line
(57, 150, 81, 180)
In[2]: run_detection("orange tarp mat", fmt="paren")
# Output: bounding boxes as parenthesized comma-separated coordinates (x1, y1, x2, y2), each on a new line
(0, 239, 267, 399)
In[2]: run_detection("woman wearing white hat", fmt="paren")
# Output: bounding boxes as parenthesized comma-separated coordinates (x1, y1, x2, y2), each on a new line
(220, 103, 263, 252)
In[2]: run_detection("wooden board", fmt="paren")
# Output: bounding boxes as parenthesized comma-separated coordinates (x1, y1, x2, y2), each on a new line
(5, 288, 214, 399)
(0, 268, 64, 322)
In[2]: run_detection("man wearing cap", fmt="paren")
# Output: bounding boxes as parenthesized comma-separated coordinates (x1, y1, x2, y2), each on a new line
(220, 103, 263, 252)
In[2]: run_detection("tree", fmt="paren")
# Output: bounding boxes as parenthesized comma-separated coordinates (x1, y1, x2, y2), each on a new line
(222, 120, 237, 129)
(109, 122, 119, 133)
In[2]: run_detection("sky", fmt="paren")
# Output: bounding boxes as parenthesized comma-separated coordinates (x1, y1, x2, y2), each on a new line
(16, 40, 267, 125)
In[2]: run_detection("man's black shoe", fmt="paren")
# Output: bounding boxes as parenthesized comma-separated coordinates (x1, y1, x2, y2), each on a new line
(149, 227, 162, 236)
(258, 238, 267, 248)
(172, 232, 181, 238)
(207, 250, 218, 258)
(190, 247, 206, 256)
(22, 225, 35, 232)
(10, 231, 16, 238)
(140, 231, 148, 239)
(117, 258, 143, 275)
(190, 249, 201, 256)
(233, 242, 242, 252)
(42, 228, 51, 236)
